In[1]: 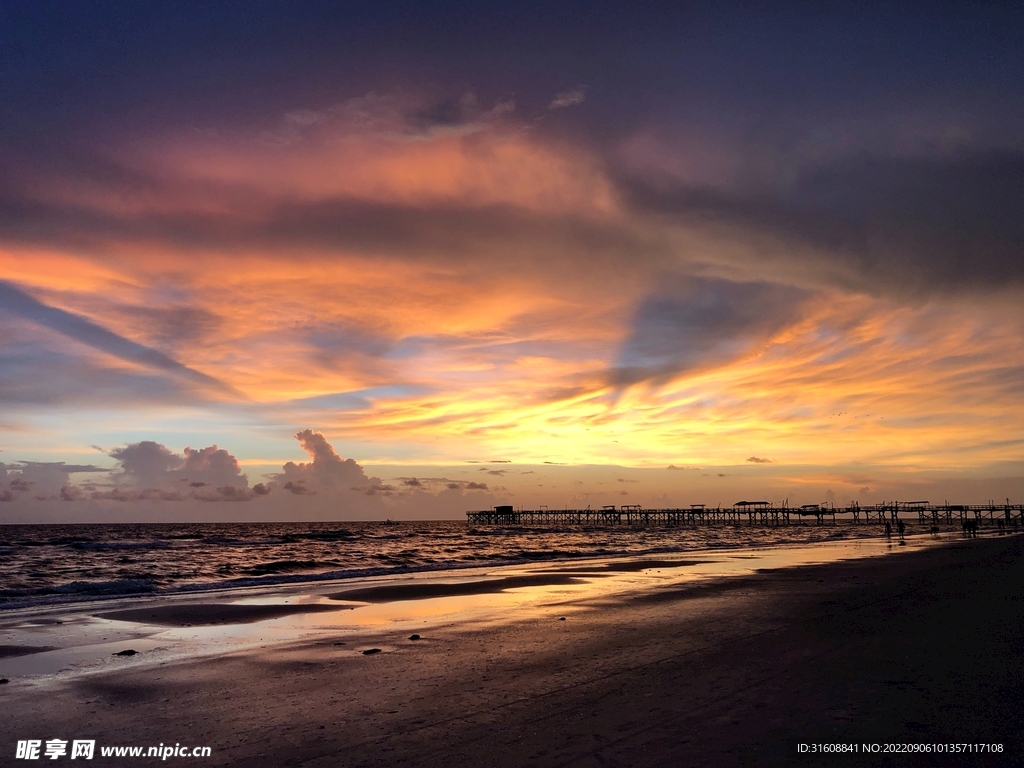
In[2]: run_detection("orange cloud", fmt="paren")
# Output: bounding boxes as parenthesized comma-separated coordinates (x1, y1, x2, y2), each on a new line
(2, 91, 1022, 483)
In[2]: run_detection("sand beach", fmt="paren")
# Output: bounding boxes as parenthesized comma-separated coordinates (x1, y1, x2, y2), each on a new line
(2, 534, 1022, 766)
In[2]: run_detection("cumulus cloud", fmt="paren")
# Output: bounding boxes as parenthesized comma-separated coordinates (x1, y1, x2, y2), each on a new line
(7, 440, 262, 502)
(60, 485, 84, 501)
(465, 481, 488, 490)
(108, 441, 249, 493)
(89, 487, 187, 502)
(0, 461, 106, 498)
(356, 482, 397, 496)
(283, 480, 315, 495)
(272, 429, 398, 501)
(109, 441, 185, 487)
(181, 445, 247, 485)
(279, 429, 372, 488)
(193, 485, 252, 502)
(746, 456, 773, 464)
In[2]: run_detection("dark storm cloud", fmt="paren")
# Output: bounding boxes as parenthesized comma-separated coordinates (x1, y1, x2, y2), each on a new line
(0, 282, 240, 396)
(613, 278, 807, 386)
(0, 179, 660, 282)
(618, 150, 1024, 296)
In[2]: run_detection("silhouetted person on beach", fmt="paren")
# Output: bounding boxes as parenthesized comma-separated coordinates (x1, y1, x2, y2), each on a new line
(896, 519, 905, 541)
(884, 521, 891, 538)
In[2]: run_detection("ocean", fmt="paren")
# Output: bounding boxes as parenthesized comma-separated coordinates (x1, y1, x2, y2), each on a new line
(0, 519, 926, 609)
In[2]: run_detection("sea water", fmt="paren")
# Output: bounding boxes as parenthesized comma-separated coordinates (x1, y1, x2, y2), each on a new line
(0, 519, 939, 610)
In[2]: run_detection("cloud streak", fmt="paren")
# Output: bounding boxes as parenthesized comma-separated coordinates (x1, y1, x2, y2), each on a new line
(0, 281, 240, 398)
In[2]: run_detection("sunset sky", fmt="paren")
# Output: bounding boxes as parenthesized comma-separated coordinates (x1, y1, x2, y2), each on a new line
(2, 2, 1023, 521)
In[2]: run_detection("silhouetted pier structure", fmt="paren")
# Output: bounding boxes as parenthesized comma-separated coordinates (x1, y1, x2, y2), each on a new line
(467, 501, 1024, 527)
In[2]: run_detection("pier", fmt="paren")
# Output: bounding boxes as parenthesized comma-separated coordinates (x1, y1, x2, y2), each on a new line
(467, 501, 1024, 527)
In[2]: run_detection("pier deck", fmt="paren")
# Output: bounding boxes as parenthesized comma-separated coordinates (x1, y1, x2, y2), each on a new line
(466, 502, 1024, 527)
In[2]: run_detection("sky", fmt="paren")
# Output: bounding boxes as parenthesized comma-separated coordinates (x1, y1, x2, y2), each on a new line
(1, 2, 1023, 521)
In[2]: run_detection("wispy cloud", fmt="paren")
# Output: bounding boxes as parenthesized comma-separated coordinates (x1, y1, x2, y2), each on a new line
(549, 86, 586, 109)
(0, 83, 1021, 477)
(0, 281, 240, 399)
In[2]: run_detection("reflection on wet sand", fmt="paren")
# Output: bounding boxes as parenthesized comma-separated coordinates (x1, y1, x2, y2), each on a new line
(96, 602, 351, 627)
(327, 573, 587, 603)
(0, 534, 945, 682)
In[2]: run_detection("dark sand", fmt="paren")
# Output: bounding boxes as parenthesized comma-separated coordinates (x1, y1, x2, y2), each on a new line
(96, 602, 350, 627)
(0, 645, 57, 659)
(5, 536, 1024, 766)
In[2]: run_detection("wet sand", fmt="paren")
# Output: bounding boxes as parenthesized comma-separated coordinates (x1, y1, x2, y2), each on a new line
(327, 573, 587, 603)
(3, 536, 1023, 766)
(95, 602, 349, 627)
(0, 645, 57, 659)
